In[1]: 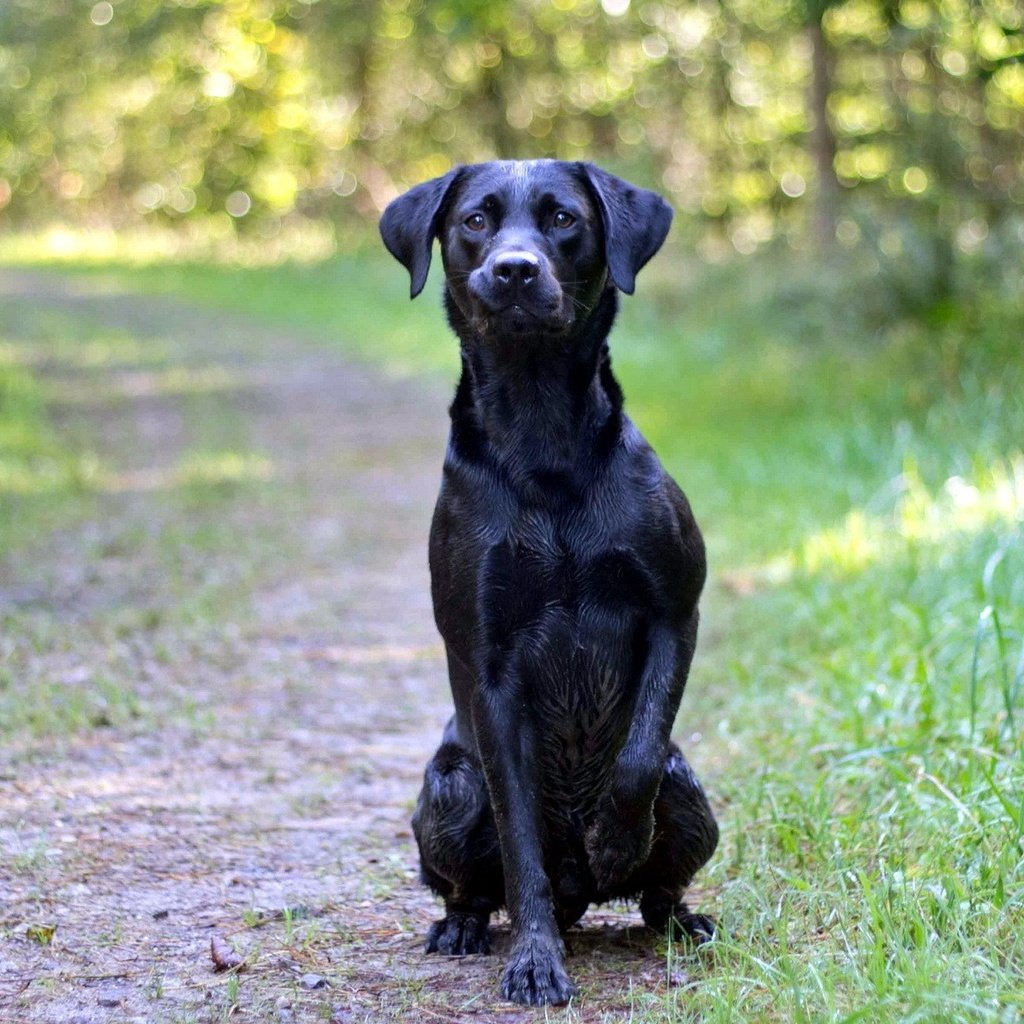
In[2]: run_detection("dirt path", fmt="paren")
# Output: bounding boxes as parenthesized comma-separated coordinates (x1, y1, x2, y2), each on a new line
(0, 271, 692, 1024)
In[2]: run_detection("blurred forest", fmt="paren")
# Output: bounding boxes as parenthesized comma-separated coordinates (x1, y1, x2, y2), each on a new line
(1, 0, 1023, 311)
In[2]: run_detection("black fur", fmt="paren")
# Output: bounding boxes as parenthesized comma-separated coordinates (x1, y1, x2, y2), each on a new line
(381, 160, 718, 1007)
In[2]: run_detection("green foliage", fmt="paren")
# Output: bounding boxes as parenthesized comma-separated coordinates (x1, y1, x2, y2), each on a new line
(676, 470, 1024, 1023)
(618, 246, 1019, 1023)
(1, 0, 1022, 294)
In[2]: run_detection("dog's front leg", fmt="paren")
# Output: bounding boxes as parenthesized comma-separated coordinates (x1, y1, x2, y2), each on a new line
(472, 681, 577, 1007)
(586, 616, 697, 891)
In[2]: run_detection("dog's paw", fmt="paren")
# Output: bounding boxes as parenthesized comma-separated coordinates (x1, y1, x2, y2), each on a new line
(425, 912, 491, 956)
(643, 899, 717, 945)
(501, 937, 577, 1006)
(585, 811, 654, 892)
(671, 909, 716, 945)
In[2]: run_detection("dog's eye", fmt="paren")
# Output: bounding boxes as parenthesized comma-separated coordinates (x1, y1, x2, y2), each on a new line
(464, 213, 486, 231)
(552, 211, 576, 229)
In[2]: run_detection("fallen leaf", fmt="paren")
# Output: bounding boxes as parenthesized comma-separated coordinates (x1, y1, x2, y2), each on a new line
(210, 936, 244, 972)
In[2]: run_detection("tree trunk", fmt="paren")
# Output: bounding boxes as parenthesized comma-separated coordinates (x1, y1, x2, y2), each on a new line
(807, 18, 840, 248)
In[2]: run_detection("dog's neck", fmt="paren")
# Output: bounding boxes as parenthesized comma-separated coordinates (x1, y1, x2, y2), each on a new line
(444, 286, 624, 492)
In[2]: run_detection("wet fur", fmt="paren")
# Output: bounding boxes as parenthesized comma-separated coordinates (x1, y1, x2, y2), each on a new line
(380, 160, 718, 1006)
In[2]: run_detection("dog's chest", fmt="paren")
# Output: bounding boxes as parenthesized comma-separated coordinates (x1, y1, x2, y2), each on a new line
(478, 526, 655, 741)
(479, 521, 654, 637)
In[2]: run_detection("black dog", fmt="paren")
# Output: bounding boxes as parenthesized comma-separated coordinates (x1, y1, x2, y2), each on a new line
(380, 160, 718, 1006)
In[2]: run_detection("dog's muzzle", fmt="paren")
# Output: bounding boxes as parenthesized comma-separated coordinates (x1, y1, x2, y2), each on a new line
(467, 249, 567, 335)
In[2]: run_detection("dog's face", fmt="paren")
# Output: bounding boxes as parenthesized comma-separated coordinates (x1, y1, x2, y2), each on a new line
(380, 160, 673, 341)
(439, 161, 605, 338)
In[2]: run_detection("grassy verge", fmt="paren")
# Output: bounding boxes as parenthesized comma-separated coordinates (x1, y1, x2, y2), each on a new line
(0, 318, 90, 554)
(1, 240, 1021, 1022)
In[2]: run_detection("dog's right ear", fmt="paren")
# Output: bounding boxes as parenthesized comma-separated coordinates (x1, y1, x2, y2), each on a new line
(379, 168, 462, 299)
(577, 163, 673, 295)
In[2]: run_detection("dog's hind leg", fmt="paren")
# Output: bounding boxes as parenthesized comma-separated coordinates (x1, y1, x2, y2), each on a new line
(412, 734, 504, 955)
(637, 743, 718, 944)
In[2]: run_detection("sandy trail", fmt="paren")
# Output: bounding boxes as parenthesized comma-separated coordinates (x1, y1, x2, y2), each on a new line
(0, 271, 691, 1023)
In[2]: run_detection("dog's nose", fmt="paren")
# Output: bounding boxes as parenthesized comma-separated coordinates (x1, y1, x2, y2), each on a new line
(492, 251, 540, 288)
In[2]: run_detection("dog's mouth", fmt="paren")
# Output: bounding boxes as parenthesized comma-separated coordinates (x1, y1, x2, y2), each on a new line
(477, 303, 572, 337)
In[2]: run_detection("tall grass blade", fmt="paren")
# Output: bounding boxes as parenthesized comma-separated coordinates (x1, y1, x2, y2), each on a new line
(969, 606, 993, 742)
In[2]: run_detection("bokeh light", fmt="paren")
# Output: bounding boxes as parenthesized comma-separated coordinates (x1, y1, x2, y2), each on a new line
(0, 0, 1020, 269)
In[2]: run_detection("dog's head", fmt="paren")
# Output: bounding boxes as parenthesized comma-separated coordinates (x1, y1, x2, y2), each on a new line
(380, 160, 672, 339)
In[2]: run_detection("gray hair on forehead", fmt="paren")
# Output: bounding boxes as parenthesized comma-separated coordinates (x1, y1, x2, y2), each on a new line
(495, 159, 534, 202)
(497, 159, 533, 178)
(491, 159, 569, 202)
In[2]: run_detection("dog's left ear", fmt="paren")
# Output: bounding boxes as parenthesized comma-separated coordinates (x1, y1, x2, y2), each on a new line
(577, 164, 673, 295)
(379, 168, 462, 299)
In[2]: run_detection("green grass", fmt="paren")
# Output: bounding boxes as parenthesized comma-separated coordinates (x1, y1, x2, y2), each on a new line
(1, 239, 1022, 1022)
(0, 321, 91, 552)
